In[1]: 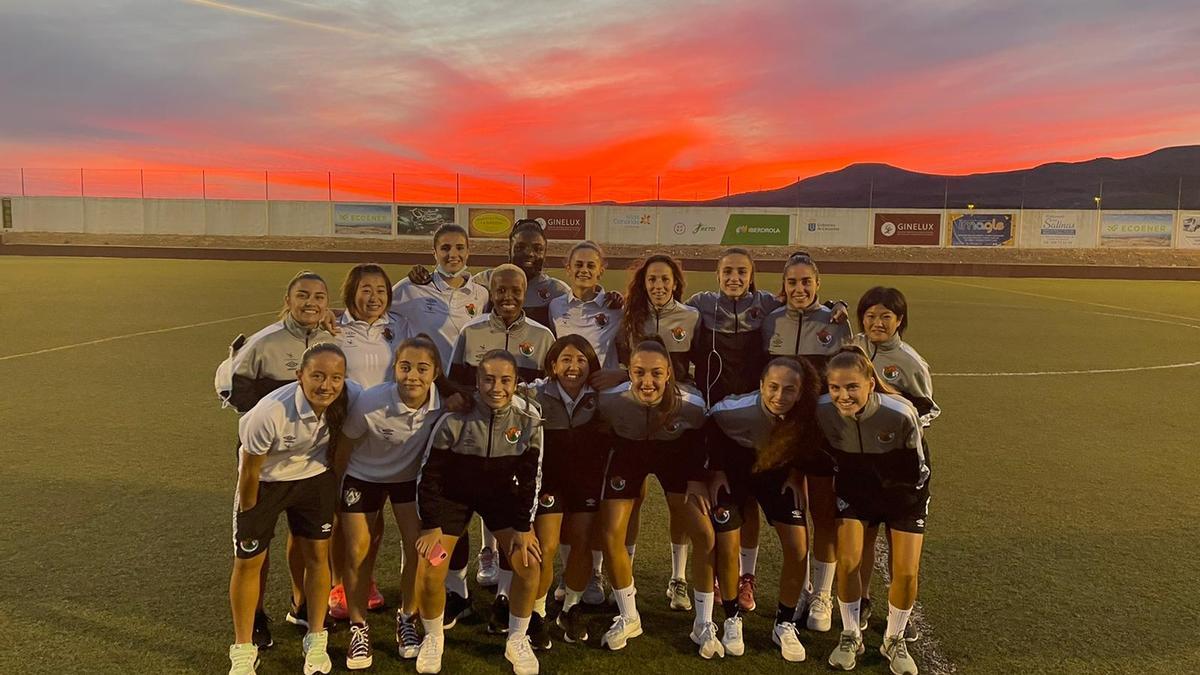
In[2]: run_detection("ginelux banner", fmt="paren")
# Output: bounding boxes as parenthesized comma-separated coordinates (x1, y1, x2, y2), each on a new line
(950, 213, 1014, 246)
(467, 207, 516, 239)
(526, 208, 586, 240)
(1099, 213, 1173, 248)
(333, 203, 392, 236)
(396, 205, 455, 236)
(873, 213, 942, 246)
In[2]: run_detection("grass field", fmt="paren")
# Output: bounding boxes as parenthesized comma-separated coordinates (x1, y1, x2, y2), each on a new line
(2, 255, 1199, 675)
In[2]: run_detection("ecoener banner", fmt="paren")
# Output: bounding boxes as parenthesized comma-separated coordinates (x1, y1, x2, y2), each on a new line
(396, 205, 455, 236)
(333, 203, 392, 236)
(950, 213, 1014, 246)
(1099, 213, 1173, 248)
(873, 213, 942, 246)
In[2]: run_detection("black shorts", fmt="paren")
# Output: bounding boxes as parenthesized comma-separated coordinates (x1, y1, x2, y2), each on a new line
(426, 488, 527, 538)
(232, 470, 338, 559)
(834, 479, 931, 535)
(601, 447, 695, 500)
(338, 475, 417, 513)
(711, 467, 807, 533)
(537, 445, 608, 516)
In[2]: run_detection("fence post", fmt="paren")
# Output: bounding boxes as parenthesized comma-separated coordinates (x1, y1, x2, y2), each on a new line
(140, 169, 145, 199)
(522, 174, 526, 205)
(588, 176, 592, 205)
(391, 172, 396, 204)
(328, 171, 333, 202)
(201, 170, 207, 200)
(456, 173, 460, 205)
(19, 168, 24, 197)
(265, 170, 270, 236)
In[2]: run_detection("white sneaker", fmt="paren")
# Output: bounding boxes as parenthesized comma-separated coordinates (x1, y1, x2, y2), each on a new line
(794, 586, 813, 624)
(721, 616, 744, 656)
(600, 615, 643, 650)
(228, 643, 258, 675)
(583, 572, 608, 605)
(476, 547, 498, 586)
(666, 578, 692, 611)
(416, 633, 443, 674)
(301, 630, 332, 675)
(689, 621, 725, 660)
(505, 635, 541, 675)
(881, 635, 919, 675)
(806, 592, 834, 632)
(772, 622, 807, 662)
(827, 629, 865, 670)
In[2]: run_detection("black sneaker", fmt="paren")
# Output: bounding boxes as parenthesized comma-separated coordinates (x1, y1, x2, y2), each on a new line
(285, 602, 335, 631)
(346, 623, 373, 670)
(904, 619, 920, 642)
(556, 604, 588, 644)
(487, 594, 510, 634)
(252, 610, 273, 649)
(528, 613, 552, 651)
(396, 613, 421, 659)
(444, 591, 472, 630)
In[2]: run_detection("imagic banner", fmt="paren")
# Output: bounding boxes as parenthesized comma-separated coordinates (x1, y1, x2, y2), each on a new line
(1099, 213, 1173, 248)
(950, 213, 1014, 246)
(333, 203, 392, 236)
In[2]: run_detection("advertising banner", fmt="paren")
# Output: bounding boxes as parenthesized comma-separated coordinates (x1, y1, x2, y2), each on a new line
(467, 207, 516, 239)
(873, 212, 942, 246)
(1099, 212, 1173, 248)
(1036, 212, 1083, 247)
(795, 209, 869, 246)
(657, 208, 726, 245)
(526, 208, 586, 240)
(396, 205, 455, 236)
(333, 203, 392, 236)
(1177, 213, 1200, 249)
(721, 213, 789, 245)
(603, 207, 657, 244)
(949, 213, 1014, 246)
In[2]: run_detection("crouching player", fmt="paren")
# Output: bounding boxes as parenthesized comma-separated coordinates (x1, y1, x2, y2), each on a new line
(413, 350, 545, 675)
(228, 343, 352, 675)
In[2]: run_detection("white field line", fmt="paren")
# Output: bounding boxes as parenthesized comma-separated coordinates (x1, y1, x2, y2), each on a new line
(935, 361, 1200, 377)
(871, 534, 955, 674)
(928, 278, 1200, 323)
(0, 311, 277, 362)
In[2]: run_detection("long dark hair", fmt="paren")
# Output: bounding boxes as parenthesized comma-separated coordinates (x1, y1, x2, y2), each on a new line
(855, 286, 909, 336)
(543, 334, 601, 381)
(341, 263, 393, 320)
(299, 342, 349, 437)
(754, 357, 822, 472)
(618, 254, 686, 353)
(630, 338, 680, 434)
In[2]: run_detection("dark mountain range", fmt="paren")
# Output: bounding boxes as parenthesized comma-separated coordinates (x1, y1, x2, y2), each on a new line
(617, 146, 1200, 209)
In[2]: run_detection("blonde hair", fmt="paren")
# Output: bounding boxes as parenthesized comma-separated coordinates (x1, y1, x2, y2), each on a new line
(826, 345, 898, 395)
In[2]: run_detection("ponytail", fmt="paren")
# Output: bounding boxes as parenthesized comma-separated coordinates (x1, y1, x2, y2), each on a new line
(826, 344, 897, 395)
(631, 338, 680, 434)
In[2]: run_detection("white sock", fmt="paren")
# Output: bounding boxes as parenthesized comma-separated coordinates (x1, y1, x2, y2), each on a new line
(838, 598, 861, 636)
(482, 523, 497, 552)
(445, 566, 468, 597)
(812, 559, 837, 596)
(563, 587, 583, 612)
(507, 614, 530, 640)
(533, 595, 547, 617)
(693, 591, 714, 629)
(802, 555, 814, 595)
(559, 543, 571, 569)
(592, 549, 604, 575)
(497, 569, 513, 597)
(613, 584, 639, 621)
(670, 543, 688, 580)
(739, 547, 758, 576)
(885, 603, 912, 639)
(421, 616, 444, 638)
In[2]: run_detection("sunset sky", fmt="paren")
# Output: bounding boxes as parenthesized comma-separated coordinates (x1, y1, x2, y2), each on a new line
(1, 0, 1198, 202)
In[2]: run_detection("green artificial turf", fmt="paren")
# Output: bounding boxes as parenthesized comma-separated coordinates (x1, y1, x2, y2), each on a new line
(1, 256, 1198, 674)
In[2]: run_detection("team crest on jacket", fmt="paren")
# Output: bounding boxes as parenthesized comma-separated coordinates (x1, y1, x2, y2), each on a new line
(282, 435, 296, 448)
(876, 431, 896, 444)
(817, 329, 833, 346)
(505, 426, 522, 443)
(882, 365, 901, 382)
(748, 307, 761, 321)
(595, 313, 609, 327)
(609, 476, 627, 492)
(343, 487, 362, 507)
(539, 493, 556, 508)
(670, 326, 687, 342)
(519, 342, 535, 357)
(383, 327, 394, 342)
(665, 421, 680, 433)
(466, 303, 477, 317)
(538, 287, 551, 300)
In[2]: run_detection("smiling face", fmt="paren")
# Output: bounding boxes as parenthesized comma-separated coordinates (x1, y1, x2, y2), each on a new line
(567, 247, 605, 296)
(826, 366, 874, 417)
(351, 273, 389, 322)
(629, 349, 671, 406)
(393, 345, 437, 408)
(490, 268, 527, 324)
(783, 262, 820, 311)
(511, 229, 547, 278)
(760, 364, 802, 417)
(286, 278, 329, 327)
(551, 344, 591, 394)
(717, 253, 753, 299)
(297, 351, 346, 416)
(478, 357, 517, 410)
(434, 232, 469, 275)
(644, 261, 677, 308)
(862, 303, 903, 344)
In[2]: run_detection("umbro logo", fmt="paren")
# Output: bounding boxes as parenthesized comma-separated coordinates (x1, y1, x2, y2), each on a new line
(321, 523, 333, 533)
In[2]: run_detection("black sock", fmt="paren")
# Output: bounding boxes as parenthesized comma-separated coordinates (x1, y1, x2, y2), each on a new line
(776, 602, 796, 625)
(722, 599, 740, 620)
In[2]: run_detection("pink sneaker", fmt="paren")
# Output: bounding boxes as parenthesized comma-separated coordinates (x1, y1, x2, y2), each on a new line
(367, 579, 386, 611)
(737, 573, 757, 612)
(328, 584, 349, 621)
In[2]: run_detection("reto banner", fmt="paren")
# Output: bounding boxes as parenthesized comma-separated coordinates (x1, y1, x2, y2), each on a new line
(950, 212, 1014, 246)
(873, 212, 942, 246)
(526, 208, 586, 240)
(721, 213, 789, 245)
(396, 205, 455, 236)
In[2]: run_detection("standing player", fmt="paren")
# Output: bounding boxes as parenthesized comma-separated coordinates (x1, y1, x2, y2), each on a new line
(336, 336, 444, 669)
(473, 219, 571, 326)
(412, 350, 545, 675)
(854, 286, 939, 641)
(706, 357, 824, 662)
(761, 252, 852, 632)
(227, 343, 351, 675)
(817, 346, 929, 675)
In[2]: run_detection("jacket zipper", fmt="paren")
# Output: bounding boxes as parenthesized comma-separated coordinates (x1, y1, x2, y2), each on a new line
(488, 410, 495, 458)
(793, 310, 803, 356)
